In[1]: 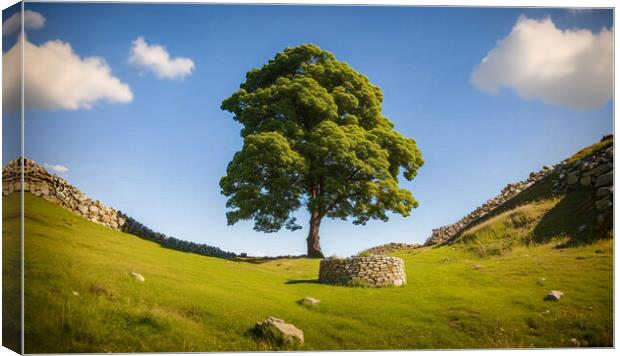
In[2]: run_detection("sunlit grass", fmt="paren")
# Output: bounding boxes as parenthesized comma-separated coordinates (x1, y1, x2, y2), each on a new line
(3, 193, 613, 352)
(567, 136, 612, 163)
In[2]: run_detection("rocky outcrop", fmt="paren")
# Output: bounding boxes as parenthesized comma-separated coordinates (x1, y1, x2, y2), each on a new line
(359, 242, 421, 256)
(2, 157, 236, 259)
(318, 256, 406, 287)
(424, 165, 554, 246)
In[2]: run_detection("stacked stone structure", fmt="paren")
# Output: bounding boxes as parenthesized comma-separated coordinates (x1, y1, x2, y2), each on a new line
(2, 157, 236, 259)
(318, 256, 406, 287)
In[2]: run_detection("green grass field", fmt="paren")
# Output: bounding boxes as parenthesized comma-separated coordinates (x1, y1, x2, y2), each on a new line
(2, 190, 612, 352)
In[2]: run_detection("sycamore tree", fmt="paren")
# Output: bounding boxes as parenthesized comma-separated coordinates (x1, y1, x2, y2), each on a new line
(220, 44, 424, 258)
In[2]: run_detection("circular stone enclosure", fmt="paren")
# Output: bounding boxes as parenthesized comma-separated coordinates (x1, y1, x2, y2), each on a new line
(318, 256, 406, 287)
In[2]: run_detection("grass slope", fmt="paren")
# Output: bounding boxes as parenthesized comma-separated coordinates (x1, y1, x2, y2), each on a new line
(3, 192, 612, 352)
(568, 135, 613, 163)
(2, 193, 21, 353)
(452, 137, 612, 246)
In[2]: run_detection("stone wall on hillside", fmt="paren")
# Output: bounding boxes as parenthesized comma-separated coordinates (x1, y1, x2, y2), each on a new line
(551, 139, 613, 225)
(425, 135, 614, 246)
(2, 157, 236, 259)
(2, 158, 125, 229)
(424, 165, 554, 246)
(359, 242, 420, 256)
(318, 256, 406, 287)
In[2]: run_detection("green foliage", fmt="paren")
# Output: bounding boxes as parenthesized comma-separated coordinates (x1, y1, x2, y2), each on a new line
(11, 194, 612, 351)
(357, 251, 372, 257)
(220, 44, 423, 233)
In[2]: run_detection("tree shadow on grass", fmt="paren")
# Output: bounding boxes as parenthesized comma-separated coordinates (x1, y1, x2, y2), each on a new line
(285, 279, 319, 285)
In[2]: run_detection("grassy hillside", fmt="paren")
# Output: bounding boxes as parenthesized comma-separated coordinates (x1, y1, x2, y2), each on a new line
(452, 138, 612, 247)
(3, 192, 612, 352)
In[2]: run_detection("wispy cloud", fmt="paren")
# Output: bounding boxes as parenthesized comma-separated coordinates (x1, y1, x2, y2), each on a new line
(567, 8, 593, 16)
(129, 37, 195, 80)
(44, 163, 69, 174)
(471, 15, 612, 110)
(3, 35, 133, 111)
(2, 10, 45, 36)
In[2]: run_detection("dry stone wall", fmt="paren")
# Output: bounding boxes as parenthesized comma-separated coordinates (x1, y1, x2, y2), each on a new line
(425, 135, 614, 246)
(318, 256, 406, 287)
(551, 137, 613, 225)
(424, 165, 554, 246)
(359, 242, 420, 256)
(3, 158, 125, 229)
(2, 157, 236, 259)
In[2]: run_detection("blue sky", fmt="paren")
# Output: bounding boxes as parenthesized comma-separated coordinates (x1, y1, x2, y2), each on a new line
(2, 4, 613, 256)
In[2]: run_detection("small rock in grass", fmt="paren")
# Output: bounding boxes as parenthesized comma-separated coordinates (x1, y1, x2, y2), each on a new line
(254, 316, 304, 348)
(544, 290, 564, 302)
(595, 249, 605, 254)
(570, 338, 580, 347)
(537, 278, 546, 285)
(131, 272, 145, 282)
(541, 309, 550, 316)
(578, 225, 587, 233)
(297, 297, 320, 306)
(440, 257, 449, 264)
(71, 291, 79, 296)
(473, 264, 483, 270)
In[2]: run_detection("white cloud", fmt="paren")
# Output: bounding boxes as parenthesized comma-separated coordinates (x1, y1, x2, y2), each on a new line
(471, 16, 613, 110)
(3, 35, 133, 111)
(129, 37, 195, 80)
(3, 10, 46, 35)
(44, 163, 69, 174)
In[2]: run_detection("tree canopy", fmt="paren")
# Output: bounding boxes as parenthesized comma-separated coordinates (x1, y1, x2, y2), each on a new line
(220, 44, 424, 257)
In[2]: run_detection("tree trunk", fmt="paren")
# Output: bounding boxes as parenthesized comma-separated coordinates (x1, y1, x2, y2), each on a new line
(306, 209, 324, 258)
